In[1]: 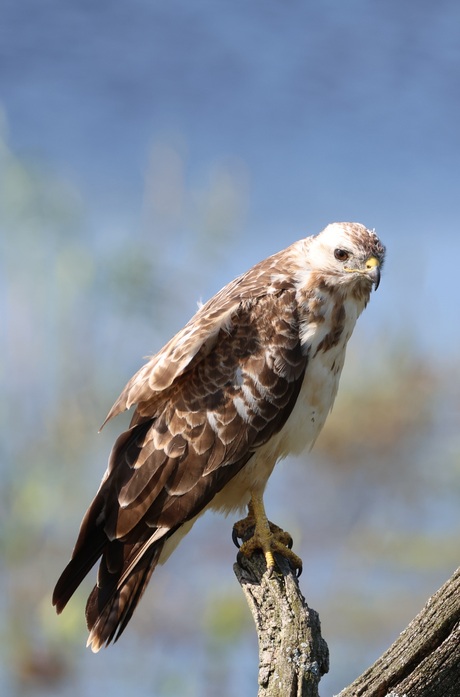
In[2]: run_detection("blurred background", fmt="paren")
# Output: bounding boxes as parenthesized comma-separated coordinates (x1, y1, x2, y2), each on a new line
(1, 1, 460, 695)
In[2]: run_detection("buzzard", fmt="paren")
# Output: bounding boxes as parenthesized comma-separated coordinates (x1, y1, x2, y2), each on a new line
(53, 222, 385, 651)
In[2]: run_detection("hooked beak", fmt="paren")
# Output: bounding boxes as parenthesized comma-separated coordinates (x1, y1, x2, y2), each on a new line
(365, 256, 381, 290)
(344, 256, 382, 290)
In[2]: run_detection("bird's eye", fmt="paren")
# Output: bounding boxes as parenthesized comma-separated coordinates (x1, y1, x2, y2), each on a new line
(334, 248, 350, 262)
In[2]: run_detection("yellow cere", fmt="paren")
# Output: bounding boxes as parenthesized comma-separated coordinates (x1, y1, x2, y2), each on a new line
(365, 256, 379, 269)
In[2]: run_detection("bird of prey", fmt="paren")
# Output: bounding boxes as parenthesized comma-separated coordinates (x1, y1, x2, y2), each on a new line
(53, 222, 385, 651)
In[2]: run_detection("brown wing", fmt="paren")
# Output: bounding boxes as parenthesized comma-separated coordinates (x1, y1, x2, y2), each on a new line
(101, 240, 307, 425)
(53, 285, 308, 650)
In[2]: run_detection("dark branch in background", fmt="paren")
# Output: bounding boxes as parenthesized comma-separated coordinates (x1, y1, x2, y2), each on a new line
(234, 535, 460, 697)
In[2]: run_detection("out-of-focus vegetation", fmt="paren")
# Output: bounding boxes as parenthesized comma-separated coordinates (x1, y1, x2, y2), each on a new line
(1, 126, 459, 697)
(0, 125, 250, 694)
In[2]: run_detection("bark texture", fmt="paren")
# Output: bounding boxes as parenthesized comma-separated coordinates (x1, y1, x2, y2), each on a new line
(339, 566, 460, 697)
(234, 549, 460, 697)
(233, 549, 329, 697)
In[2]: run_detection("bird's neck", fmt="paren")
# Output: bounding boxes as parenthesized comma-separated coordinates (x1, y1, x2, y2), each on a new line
(297, 279, 369, 355)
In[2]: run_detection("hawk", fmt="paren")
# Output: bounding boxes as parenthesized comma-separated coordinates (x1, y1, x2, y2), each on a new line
(53, 222, 385, 651)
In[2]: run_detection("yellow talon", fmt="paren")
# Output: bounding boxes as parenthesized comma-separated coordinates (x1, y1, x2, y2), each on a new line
(265, 550, 276, 570)
(233, 492, 303, 576)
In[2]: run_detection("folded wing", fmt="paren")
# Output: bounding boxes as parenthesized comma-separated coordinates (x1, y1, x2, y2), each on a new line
(53, 266, 308, 650)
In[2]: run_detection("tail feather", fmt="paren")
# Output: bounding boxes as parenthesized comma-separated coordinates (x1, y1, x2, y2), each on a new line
(53, 489, 108, 613)
(86, 543, 163, 652)
(52, 526, 106, 613)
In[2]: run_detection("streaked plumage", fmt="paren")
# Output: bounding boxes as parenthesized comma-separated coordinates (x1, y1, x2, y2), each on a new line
(53, 221, 385, 651)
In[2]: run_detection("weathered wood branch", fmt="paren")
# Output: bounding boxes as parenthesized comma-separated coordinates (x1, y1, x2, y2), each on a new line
(234, 546, 460, 697)
(233, 549, 329, 697)
(339, 566, 460, 697)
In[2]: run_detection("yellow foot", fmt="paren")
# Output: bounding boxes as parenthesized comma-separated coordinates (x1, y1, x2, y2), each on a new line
(232, 495, 303, 576)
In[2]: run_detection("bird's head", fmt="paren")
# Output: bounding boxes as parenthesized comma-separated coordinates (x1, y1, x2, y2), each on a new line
(310, 222, 386, 293)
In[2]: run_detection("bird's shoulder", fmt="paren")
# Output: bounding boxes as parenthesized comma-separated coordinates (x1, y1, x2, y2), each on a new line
(103, 241, 310, 425)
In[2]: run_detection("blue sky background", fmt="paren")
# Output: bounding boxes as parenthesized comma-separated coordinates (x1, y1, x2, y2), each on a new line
(2, 0, 460, 353)
(1, 2, 460, 696)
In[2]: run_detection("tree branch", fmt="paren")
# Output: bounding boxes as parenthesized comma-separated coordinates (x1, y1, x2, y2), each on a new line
(233, 549, 329, 697)
(339, 566, 460, 697)
(234, 539, 460, 697)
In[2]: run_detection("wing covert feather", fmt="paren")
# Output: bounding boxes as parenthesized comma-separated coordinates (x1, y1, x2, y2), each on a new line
(102, 243, 304, 425)
(101, 288, 307, 543)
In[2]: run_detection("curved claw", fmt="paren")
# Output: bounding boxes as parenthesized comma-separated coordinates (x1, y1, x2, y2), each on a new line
(234, 522, 302, 576)
(232, 526, 242, 549)
(233, 495, 303, 577)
